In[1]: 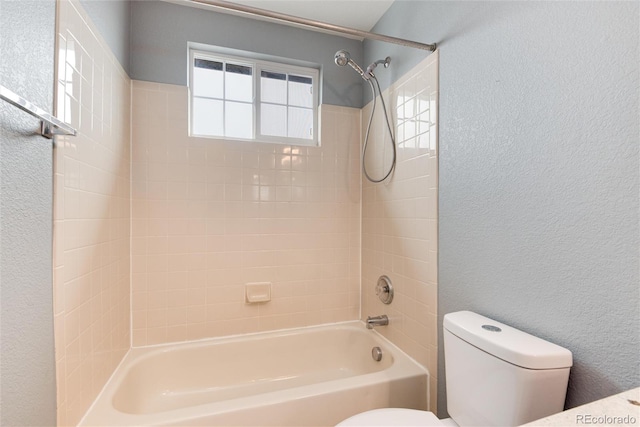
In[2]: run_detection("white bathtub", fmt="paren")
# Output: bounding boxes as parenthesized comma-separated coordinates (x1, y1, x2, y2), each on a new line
(80, 321, 429, 426)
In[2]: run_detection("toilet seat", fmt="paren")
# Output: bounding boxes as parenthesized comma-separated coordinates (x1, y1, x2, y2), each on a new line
(336, 408, 443, 426)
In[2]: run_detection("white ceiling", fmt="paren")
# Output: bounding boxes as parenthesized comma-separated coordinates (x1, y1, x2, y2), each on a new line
(174, 0, 395, 35)
(228, 0, 394, 31)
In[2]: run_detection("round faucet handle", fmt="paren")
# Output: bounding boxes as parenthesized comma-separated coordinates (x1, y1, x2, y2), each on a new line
(375, 275, 394, 304)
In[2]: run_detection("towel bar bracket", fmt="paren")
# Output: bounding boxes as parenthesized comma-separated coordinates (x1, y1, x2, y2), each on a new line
(41, 121, 75, 139)
(0, 85, 77, 140)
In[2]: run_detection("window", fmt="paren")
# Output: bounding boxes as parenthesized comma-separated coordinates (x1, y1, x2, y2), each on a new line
(189, 49, 319, 145)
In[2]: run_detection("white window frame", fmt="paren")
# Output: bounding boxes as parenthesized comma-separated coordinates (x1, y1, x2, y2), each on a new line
(189, 48, 319, 146)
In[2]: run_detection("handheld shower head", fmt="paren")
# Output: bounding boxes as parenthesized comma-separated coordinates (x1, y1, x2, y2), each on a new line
(334, 50, 350, 67)
(334, 49, 366, 79)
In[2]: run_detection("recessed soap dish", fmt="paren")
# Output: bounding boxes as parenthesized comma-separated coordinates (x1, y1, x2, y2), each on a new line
(245, 282, 271, 303)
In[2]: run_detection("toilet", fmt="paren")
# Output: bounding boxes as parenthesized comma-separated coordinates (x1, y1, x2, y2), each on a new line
(338, 311, 573, 426)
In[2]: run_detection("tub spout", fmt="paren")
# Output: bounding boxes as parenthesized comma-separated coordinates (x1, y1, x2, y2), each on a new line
(366, 315, 389, 329)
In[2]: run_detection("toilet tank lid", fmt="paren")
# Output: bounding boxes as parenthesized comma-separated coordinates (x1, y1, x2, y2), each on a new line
(443, 311, 573, 370)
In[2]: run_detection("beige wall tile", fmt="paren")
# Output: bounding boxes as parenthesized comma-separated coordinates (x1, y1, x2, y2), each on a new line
(130, 84, 362, 345)
(361, 52, 439, 411)
(53, 0, 131, 424)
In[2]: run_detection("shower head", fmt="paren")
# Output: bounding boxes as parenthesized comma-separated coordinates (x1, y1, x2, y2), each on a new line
(334, 50, 350, 67)
(334, 49, 366, 79)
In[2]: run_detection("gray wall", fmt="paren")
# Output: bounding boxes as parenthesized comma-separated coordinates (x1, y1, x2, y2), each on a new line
(130, 1, 364, 108)
(365, 0, 639, 415)
(0, 1, 57, 425)
(80, 0, 131, 75)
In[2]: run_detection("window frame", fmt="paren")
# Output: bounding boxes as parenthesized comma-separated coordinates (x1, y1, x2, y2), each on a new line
(189, 48, 319, 146)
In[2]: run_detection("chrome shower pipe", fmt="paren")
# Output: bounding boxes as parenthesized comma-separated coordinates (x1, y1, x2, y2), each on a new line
(188, 0, 437, 52)
(366, 56, 391, 77)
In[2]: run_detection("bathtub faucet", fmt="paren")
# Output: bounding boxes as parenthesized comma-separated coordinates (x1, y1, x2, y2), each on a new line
(366, 315, 389, 329)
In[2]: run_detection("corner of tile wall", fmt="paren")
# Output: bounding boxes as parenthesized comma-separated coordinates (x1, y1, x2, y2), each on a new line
(54, 0, 131, 424)
(361, 52, 439, 411)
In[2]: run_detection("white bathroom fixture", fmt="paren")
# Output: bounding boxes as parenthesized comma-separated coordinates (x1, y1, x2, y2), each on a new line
(80, 322, 428, 426)
(337, 310, 573, 427)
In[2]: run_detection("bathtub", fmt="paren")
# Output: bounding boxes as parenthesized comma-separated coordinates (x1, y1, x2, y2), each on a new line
(80, 321, 429, 426)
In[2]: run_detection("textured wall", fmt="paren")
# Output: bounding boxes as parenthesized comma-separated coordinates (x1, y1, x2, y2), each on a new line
(79, 0, 131, 75)
(361, 52, 439, 411)
(130, 1, 364, 108)
(0, 1, 57, 425)
(366, 0, 639, 415)
(130, 81, 361, 346)
(53, 0, 131, 424)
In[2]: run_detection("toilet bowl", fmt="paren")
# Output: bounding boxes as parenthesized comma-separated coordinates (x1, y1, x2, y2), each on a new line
(337, 408, 443, 426)
(337, 311, 572, 427)
(337, 408, 460, 426)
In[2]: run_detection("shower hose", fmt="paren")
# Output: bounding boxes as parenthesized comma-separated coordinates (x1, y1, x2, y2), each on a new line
(362, 76, 397, 183)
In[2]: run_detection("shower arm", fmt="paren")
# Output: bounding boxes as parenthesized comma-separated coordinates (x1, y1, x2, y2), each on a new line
(366, 57, 391, 77)
(188, 0, 437, 52)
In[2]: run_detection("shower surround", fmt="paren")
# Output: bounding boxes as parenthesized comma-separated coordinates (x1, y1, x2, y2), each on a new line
(51, 0, 439, 424)
(130, 84, 361, 345)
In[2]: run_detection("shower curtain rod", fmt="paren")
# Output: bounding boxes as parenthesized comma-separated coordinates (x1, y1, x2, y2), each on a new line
(188, 0, 437, 52)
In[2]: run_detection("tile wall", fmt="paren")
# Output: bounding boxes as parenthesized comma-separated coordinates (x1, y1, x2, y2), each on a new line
(130, 82, 361, 346)
(53, 0, 131, 424)
(361, 52, 439, 410)
(51, 6, 437, 419)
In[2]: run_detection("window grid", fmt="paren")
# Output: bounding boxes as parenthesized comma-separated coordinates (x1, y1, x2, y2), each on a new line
(256, 69, 314, 141)
(191, 59, 255, 139)
(190, 49, 318, 146)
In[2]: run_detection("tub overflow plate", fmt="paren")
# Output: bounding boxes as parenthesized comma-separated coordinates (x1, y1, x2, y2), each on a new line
(371, 346, 383, 362)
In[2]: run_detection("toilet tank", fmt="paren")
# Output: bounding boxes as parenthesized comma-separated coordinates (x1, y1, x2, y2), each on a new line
(444, 311, 572, 427)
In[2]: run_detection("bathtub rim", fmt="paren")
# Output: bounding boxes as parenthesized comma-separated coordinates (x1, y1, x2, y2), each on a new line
(79, 320, 430, 426)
